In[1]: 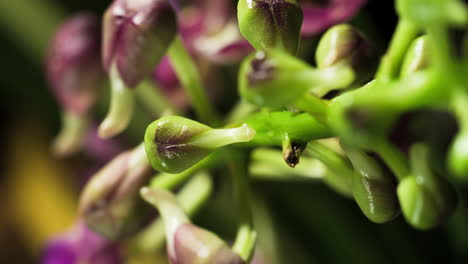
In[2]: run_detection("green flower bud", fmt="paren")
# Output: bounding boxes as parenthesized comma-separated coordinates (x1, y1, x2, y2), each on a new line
(145, 116, 255, 173)
(140, 188, 244, 264)
(448, 131, 468, 180)
(79, 144, 153, 240)
(398, 143, 457, 230)
(238, 0, 303, 54)
(400, 35, 430, 78)
(343, 145, 399, 223)
(239, 50, 354, 107)
(316, 24, 376, 84)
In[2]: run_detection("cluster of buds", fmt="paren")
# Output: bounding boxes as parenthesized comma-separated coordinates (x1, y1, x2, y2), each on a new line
(43, 0, 468, 263)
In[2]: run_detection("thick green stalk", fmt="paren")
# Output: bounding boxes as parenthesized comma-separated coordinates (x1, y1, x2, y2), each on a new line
(305, 142, 353, 191)
(229, 152, 257, 262)
(135, 80, 178, 118)
(375, 19, 419, 82)
(168, 36, 219, 125)
(244, 111, 332, 146)
(374, 140, 409, 181)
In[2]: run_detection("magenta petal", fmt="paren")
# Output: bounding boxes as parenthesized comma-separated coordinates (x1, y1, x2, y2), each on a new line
(300, 0, 366, 36)
(42, 224, 121, 264)
(204, 40, 254, 64)
(152, 56, 180, 93)
(42, 239, 77, 264)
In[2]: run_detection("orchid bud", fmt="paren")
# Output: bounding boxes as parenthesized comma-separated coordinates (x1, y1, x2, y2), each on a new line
(144, 116, 255, 173)
(448, 130, 468, 180)
(99, 0, 177, 138)
(140, 188, 244, 264)
(42, 223, 121, 264)
(400, 35, 430, 78)
(316, 24, 376, 84)
(397, 144, 457, 230)
(238, 0, 303, 54)
(342, 145, 399, 223)
(239, 50, 354, 107)
(299, 0, 366, 36)
(79, 144, 153, 240)
(46, 13, 103, 157)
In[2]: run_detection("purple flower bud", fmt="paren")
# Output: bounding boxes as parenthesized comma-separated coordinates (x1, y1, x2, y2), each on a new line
(102, 0, 177, 87)
(42, 223, 121, 264)
(172, 224, 244, 264)
(46, 13, 103, 115)
(141, 188, 244, 264)
(46, 13, 103, 157)
(299, 0, 366, 36)
(80, 144, 153, 240)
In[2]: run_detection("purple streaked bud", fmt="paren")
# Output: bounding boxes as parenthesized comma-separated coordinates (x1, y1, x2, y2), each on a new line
(46, 13, 103, 157)
(299, 0, 366, 36)
(140, 188, 244, 264)
(46, 12, 103, 115)
(102, 0, 177, 87)
(99, 0, 177, 139)
(238, 0, 303, 54)
(79, 144, 153, 240)
(42, 223, 121, 264)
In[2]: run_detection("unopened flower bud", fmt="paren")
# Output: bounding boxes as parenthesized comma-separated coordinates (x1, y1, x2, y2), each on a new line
(99, 0, 177, 138)
(397, 143, 457, 230)
(239, 50, 354, 107)
(79, 144, 153, 240)
(102, 0, 177, 87)
(448, 131, 468, 180)
(238, 0, 303, 54)
(400, 35, 430, 78)
(145, 116, 255, 173)
(46, 13, 103, 157)
(316, 24, 376, 84)
(140, 188, 244, 264)
(342, 145, 399, 223)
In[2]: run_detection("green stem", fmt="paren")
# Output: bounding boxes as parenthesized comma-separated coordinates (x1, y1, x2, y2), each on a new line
(376, 19, 419, 82)
(229, 152, 257, 262)
(226, 101, 258, 124)
(374, 139, 409, 181)
(51, 111, 88, 157)
(305, 142, 353, 189)
(168, 36, 219, 125)
(135, 80, 178, 118)
(249, 148, 327, 181)
(132, 172, 213, 254)
(426, 26, 456, 74)
(244, 111, 332, 146)
(294, 94, 329, 122)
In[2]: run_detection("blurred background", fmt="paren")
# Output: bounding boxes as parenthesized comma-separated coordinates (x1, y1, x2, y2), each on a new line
(1, 0, 468, 263)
